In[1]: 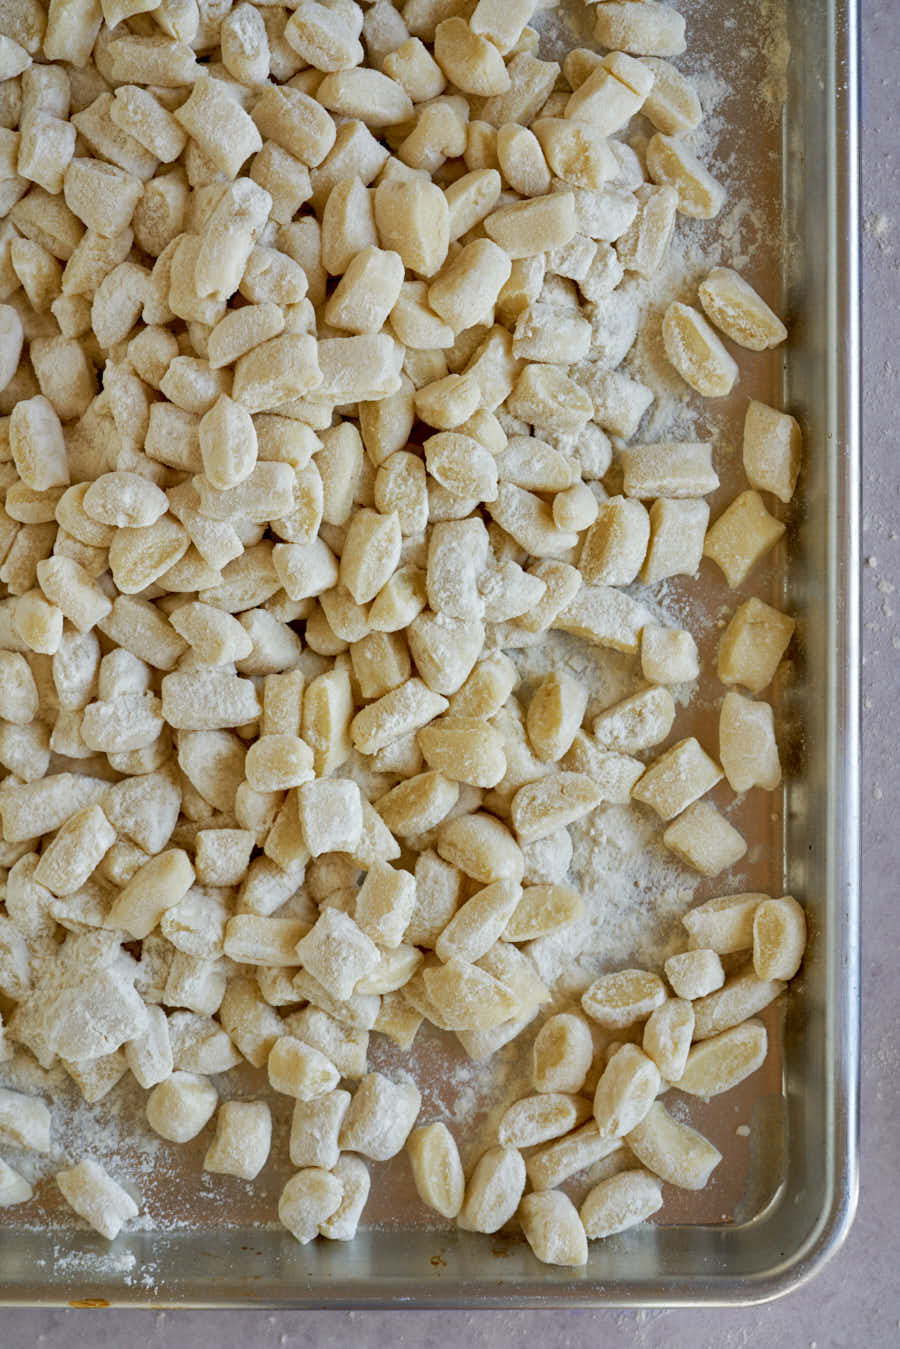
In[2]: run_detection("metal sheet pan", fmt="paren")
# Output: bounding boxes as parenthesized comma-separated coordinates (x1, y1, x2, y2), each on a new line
(0, 0, 859, 1307)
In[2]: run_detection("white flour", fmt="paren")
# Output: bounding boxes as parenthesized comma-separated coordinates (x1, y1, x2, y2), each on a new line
(532, 803, 697, 994)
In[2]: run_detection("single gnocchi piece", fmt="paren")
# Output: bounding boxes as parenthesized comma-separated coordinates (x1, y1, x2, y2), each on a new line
(664, 949, 725, 1000)
(510, 773, 604, 843)
(691, 968, 786, 1040)
(662, 801, 747, 877)
(503, 884, 583, 943)
(592, 1043, 661, 1138)
(525, 1121, 623, 1193)
(592, 685, 676, 755)
(0, 1087, 51, 1152)
(320, 1153, 371, 1241)
(268, 1035, 341, 1101)
(699, 268, 788, 351)
(497, 1092, 592, 1149)
(33, 803, 116, 897)
(423, 956, 521, 1030)
(203, 1101, 272, 1181)
(620, 442, 719, 500)
(682, 892, 766, 954)
(565, 51, 654, 134)
(534, 119, 616, 192)
(518, 825, 574, 890)
(717, 597, 795, 694)
(703, 490, 786, 588)
(626, 1102, 722, 1191)
(631, 738, 723, 821)
(198, 395, 259, 492)
(224, 915, 310, 968)
(647, 134, 726, 219)
(175, 77, 263, 180)
(640, 57, 703, 136)
(592, 2, 686, 57)
(525, 672, 588, 763)
(457, 1144, 526, 1234)
(376, 770, 459, 838)
(552, 482, 599, 533)
(581, 969, 667, 1030)
(753, 896, 807, 981)
(106, 849, 195, 940)
(351, 678, 448, 756)
(742, 400, 802, 504)
(0, 1160, 33, 1208)
(0, 652, 38, 724)
(531, 1012, 594, 1094)
(169, 603, 254, 668)
(718, 691, 781, 792)
(10, 396, 69, 492)
(437, 812, 524, 884)
(616, 183, 677, 277)
(295, 907, 379, 1000)
(407, 1121, 465, 1219)
(245, 734, 315, 793)
(326, 245, 405, 335)
(516, 560, 582, 635)
(518, 1190, 588, 1267)
(55, 1159, 139, 1241)
(428, 239, 512, 335)
(339, 508, 402, 605)
(354, 861, 416, 950)
(469, 0, 535, 54)
(407, 851, 464, 949)
(146, 1072, 218, 1144)
(338, 1072, 421, 1161)
(497, 124, 552, 199)
(423, 437, 496, 507)
(484, 193, 577, 260)
(641, 626, 700, 685)
(374, 177, 449, 278)
(676, 1021, 768, 1098)
(297, 779, 364, 858)
(580, 1168, 663, 1240)
(662, 301, 738, 398)
(35, 557, 111, 635)
(449, 654, 517, 719)
(290, 1091, 351, 1170)
(356, 945, 423, 996)
(641, 997, 694, 1083)
(418, 717, 507, 789)
(433, 18, 511, 98)
(435, 878, 522, 963)
(383, 38, 447, 101)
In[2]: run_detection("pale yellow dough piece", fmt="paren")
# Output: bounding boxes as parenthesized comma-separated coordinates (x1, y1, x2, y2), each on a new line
(704, 490, 786, 588)
(662, 801, 747, 876)
(699, 267, 788, 351)
(742, 400, 802, 503)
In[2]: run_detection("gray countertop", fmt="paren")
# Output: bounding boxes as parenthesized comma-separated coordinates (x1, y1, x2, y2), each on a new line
(5, 4, 898, 1346)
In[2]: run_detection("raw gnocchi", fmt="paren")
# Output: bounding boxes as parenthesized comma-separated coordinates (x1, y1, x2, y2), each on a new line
(0, 0, 805, 1275)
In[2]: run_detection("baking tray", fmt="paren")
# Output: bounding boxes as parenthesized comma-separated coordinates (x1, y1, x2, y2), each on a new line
(0, 0, 859, 1307)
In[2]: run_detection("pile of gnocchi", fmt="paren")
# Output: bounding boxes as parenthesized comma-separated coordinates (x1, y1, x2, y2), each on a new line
(0, 0, 808, 1266)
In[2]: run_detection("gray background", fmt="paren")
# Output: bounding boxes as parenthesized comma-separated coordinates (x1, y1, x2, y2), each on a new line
(4, 4, 898, 1346)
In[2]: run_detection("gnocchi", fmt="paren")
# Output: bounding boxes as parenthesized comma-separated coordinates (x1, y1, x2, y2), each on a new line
(0, 0, 806, 1274)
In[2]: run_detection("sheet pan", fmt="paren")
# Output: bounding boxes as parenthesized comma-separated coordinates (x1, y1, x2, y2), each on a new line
(0, 0, 860, 1307)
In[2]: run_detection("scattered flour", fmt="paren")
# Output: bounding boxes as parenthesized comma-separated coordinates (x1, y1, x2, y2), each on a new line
(531, 803, 697, 995)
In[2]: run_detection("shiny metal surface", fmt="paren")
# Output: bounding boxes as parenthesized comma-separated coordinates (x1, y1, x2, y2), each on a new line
(0, 0, 859, 1307)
